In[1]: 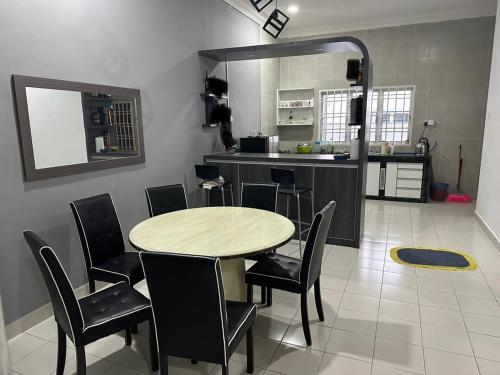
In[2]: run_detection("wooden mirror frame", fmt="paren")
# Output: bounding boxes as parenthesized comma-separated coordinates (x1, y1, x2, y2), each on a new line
(12, 75, 145, 181)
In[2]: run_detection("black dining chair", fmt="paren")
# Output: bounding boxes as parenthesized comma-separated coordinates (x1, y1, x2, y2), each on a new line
(271, 168, 315, 257)
(193, 164, 234, 207)
(245, 200, 336, 346)
(70, 193, 144, 293)
(145, 183, 188, 217)
(241, 182, 279, 306)
(140, 251, 256, 375)
(23, 230, 158, 375)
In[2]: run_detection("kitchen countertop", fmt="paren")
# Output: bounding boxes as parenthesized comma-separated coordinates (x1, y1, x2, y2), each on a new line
(368, 153, 431, 162)
(204, 152, 359, 165)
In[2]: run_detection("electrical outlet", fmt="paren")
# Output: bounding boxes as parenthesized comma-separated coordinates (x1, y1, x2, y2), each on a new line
(424, 120, 435, 127)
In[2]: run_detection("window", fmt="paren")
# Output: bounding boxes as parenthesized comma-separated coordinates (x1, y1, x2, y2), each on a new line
(319, 86, 414, 144)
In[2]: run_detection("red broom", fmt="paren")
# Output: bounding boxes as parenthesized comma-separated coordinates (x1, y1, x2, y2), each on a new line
(446, 144, 472, 203)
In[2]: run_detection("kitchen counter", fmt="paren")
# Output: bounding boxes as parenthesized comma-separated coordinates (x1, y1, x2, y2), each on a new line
(368, 153, 431, 163)
(204, 152, 358, 166)
(203, 151, 363, 247)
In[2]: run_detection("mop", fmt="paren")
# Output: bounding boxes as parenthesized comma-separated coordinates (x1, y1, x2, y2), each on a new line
(446, 144, 472, 203)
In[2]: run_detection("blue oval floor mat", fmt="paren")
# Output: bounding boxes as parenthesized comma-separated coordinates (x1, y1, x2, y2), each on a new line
(390, 247, 478, 271)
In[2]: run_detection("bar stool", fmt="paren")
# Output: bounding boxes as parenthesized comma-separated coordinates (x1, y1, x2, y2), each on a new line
(271, 168, 314, 257)
(193, 164, 234, 207)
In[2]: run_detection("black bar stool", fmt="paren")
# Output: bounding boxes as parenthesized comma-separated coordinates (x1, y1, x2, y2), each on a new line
(193, 165, 234, 207)
(271, 168, 314, 257)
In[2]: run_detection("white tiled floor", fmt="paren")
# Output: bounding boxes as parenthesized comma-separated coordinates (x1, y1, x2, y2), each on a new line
(8, 200, 500, 374)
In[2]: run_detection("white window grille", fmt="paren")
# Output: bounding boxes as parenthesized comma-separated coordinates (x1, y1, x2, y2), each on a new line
(319, 86, 414, 144)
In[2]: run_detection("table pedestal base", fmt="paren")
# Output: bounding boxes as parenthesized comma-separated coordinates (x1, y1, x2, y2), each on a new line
(220, 258, 246, 302)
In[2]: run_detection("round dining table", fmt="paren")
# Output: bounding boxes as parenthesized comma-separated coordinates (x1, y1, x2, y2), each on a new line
(129, 206, 295, 301)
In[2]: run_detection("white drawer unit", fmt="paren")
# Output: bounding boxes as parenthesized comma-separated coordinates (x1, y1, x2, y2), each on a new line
(397, 178, 422, 189)
(396, 188, 422, 199)
(397, 169, 423, 179)
(366, 160, 427, 202)
(398, 163, 423, 170)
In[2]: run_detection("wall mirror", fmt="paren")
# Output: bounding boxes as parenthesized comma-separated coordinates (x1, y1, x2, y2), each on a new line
(12, 75, 145, 181)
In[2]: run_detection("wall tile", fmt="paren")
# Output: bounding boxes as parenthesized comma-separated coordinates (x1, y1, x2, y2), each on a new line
(267, 17, 494, 197)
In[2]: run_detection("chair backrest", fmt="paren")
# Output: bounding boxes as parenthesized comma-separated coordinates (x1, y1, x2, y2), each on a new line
(70, 193, 125, 268)
(145, 184, 188, 217)
(195, 164, 220, 181)
(23, 230, 83, 342)
(271, 168, 296, 186)
(300, 201, 336, 291)
(140, 252, 229, 365)
(240, 183, 278, 212)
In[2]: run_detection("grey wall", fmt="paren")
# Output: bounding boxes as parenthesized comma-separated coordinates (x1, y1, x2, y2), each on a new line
(0, 0, 260, 324)
(274, 17, 495, 197)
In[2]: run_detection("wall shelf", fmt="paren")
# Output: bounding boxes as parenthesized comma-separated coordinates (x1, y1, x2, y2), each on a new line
(277, 88, 315, 130)
(278, 105, 314, 109)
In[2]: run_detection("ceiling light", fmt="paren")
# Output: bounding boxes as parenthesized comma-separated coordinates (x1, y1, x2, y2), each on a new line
(288, 5, 299, 14)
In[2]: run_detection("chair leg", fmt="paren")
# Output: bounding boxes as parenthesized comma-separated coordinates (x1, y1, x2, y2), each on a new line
(266, 287, 273, 307)
(56, 324, 66, 375)
(160, 354, 169, 375)
(300, 293, 312, 346)
(88, 277, 95, 293)
(297, 194, 302, 258)
(221, 187, 226, 206)
(149, 319, 159, 372)
(222, 364, 228, 375)
(247, 284, 253, 303)
(310, 190, 315, 221)
(125, 328, 132, 345)
(314, 278, 325, 322)
(76, 346, 86, 375)
(246, 326, 254, 374)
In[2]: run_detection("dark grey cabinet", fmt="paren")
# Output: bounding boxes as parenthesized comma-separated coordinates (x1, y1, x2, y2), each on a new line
(275, 165, 314, 226)
(238, 163, 274, 184)
(314, 166, 358, 246)
(203, 155, 362, 248)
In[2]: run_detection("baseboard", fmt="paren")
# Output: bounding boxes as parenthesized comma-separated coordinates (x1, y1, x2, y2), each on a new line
(474, 210, 500, 251)
(5, 283, 90, 340)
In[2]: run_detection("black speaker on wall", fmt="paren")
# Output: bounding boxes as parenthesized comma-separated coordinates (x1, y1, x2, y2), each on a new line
(349, 96, 363, 126)
(346, 59, 361, 81)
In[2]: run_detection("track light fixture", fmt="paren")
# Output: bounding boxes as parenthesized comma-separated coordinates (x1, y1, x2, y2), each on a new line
(249, 0, 290, 39)
(249, 0, 274, 12)
(263, 8, 289, 39)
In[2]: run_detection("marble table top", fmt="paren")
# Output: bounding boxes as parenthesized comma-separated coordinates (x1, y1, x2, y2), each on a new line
(129, 206, 295, 259)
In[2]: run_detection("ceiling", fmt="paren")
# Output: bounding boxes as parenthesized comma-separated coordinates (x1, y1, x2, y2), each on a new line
(227, 0, 497, 37)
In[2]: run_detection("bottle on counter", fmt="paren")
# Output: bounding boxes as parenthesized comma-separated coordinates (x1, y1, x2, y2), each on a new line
(313, 140, 321, 154)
